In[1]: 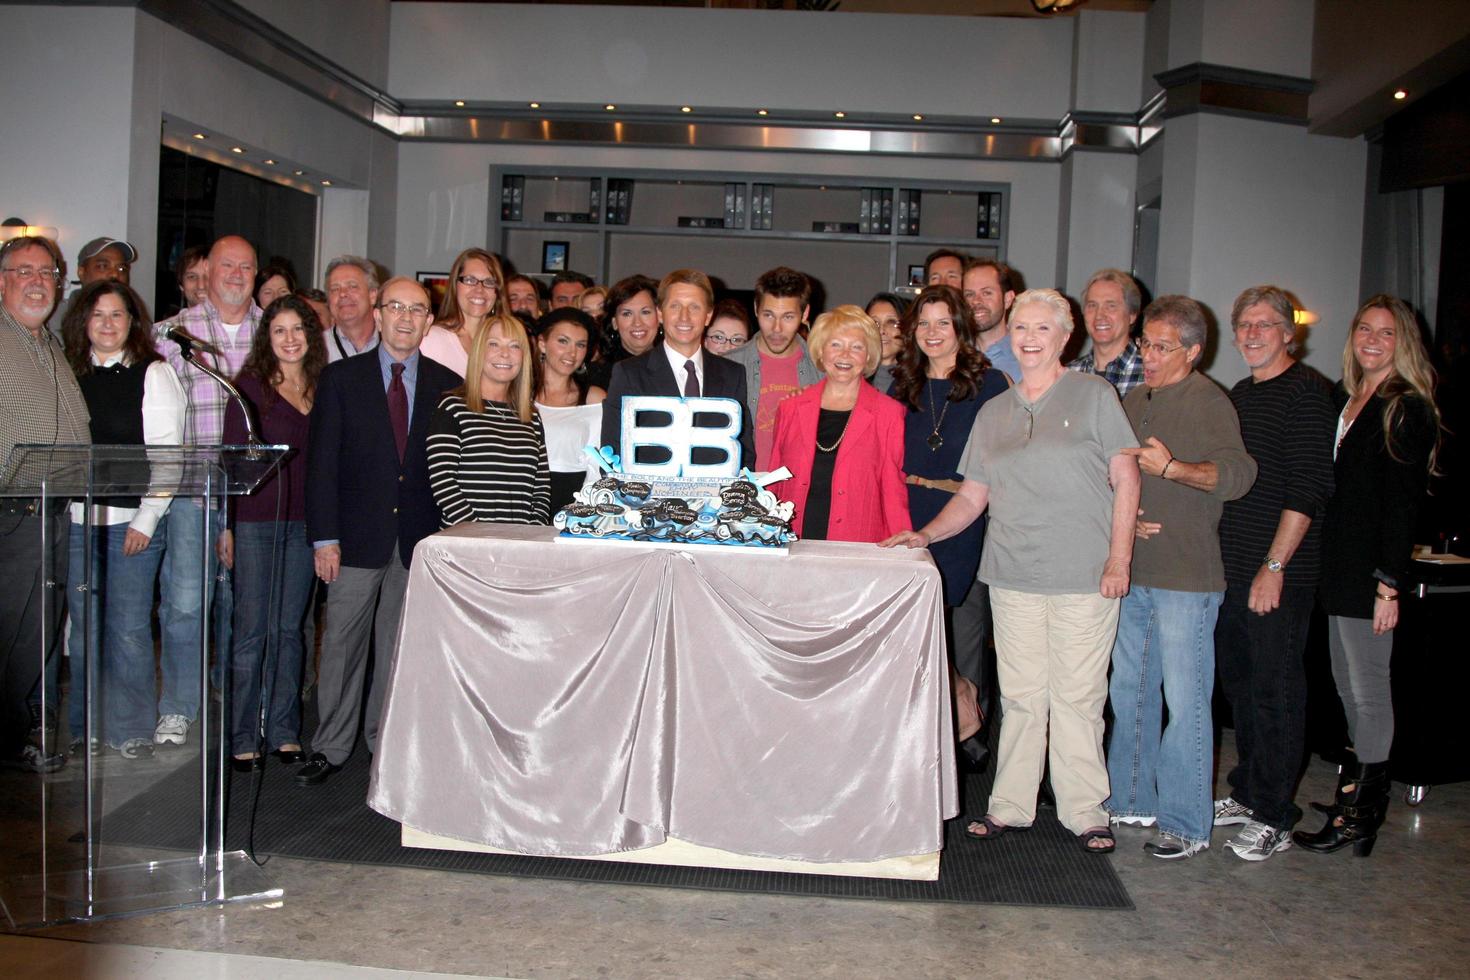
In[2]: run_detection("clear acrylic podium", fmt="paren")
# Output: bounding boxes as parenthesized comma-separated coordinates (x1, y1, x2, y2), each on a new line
(0, 443, 290, 928)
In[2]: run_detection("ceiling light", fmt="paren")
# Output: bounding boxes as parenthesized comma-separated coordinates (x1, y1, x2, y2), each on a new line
(757, 109, 768, 116)
(293, 170, 305, 176)
(529, 102, 540, 109)
(230, 146, 244, 154)
(834, 111, 846, 118)
(454, 100, 465, 107)
(1393, 88, 1408, 100)
(681, 106, 692, 113)
(912, 114, 924, 121)
(321, 179, 332, 186)
(263, 159, 276, 165)
(990, 117, 1002, 124)
(191, 132, 206, 140)
(604, 104, 616, 111)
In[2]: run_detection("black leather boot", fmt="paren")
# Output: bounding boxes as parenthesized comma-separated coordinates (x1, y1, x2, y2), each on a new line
(1308, 751, 1355, 818)
(1293, 760, 1390, 857)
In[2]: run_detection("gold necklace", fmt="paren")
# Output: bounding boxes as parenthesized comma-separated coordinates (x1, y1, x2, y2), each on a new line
(815, 411, 851, 453)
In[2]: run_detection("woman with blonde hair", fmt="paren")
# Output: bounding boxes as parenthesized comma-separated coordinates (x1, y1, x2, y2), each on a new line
(1295, 294, 1441, 857)
(426, 313, 550, 526)
(420, 247, 506, 377)
(768, 305, 910, 542)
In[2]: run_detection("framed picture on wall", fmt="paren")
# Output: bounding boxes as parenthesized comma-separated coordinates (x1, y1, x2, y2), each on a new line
(542, 241, 569, 273)
(416, 272, 451, 312)
(907, 264, 925, 286)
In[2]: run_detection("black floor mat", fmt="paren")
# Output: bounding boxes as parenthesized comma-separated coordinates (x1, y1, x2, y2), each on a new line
(96, 744, 1131, 910)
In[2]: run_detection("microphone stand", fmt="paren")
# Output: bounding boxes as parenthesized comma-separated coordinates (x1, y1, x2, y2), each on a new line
(173, 333, 265, 459)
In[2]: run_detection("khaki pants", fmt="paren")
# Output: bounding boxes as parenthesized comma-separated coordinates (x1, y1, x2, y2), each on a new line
(987, 587, 1119, 835)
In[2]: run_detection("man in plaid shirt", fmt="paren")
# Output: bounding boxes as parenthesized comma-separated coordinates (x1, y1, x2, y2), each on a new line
(151, 235, 261, 746)
(1070, 268, 1145, 398)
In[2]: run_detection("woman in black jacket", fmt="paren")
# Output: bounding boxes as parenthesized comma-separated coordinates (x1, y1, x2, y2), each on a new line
(1296, 294, 1441, 858)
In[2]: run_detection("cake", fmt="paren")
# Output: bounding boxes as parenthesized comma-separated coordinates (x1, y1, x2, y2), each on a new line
(552, 395, 796, 549)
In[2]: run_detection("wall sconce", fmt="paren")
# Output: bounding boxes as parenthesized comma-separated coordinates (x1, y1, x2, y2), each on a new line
(1, 217, 60, 241)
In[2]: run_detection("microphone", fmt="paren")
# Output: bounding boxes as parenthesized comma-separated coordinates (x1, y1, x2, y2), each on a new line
(162, 322, 222, 357)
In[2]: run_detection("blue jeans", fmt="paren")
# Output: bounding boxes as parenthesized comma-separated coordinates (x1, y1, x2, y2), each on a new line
(229, 521, 313, 754)
(158, 499, 226, 720)
(60, 521, 167, 745)
(1105, 586, 1222, 844)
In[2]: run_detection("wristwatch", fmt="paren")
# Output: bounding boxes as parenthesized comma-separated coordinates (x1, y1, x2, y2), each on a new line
(1264, 557, 1284, 573)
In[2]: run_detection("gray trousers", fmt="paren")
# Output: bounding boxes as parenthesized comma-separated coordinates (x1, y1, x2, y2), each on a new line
(310, 559, 408, 766)
(1327, 614, 1395, 764)
(951, 577, 992, 708)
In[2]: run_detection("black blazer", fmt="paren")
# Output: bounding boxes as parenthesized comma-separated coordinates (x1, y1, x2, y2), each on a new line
(600, 347, 756, 472)
(1319, 384, 1436, 618)
(306, 350, 461, 569)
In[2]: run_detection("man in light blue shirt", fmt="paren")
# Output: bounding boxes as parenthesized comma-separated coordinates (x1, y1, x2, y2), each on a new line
(963, 258, 1020, 382)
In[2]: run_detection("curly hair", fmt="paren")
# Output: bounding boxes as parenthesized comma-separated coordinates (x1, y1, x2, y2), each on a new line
(62, 280, 159, 376)
(891, 284, 991, 410)
(240, 295, 328, 413)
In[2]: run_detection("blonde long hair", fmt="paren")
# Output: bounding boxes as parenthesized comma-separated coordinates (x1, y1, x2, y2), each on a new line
(458, 314, 536, 422)
(1342, 294, 1442, 473)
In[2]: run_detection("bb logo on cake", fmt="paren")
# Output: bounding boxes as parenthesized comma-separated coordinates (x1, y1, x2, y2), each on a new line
(621, 395, 742, 478)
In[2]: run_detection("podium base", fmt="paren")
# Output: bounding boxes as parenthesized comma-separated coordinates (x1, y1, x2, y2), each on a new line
(0, 850, 282, 928)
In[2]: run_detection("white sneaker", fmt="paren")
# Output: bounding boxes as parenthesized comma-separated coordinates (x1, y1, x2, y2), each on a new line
(1109, 813, 1158, 828)
(1225, 820, 1293, 861)
(1213, 796, 1254, 827)
(153, 714, 191, 746)
(1144, 831, 1209, 860)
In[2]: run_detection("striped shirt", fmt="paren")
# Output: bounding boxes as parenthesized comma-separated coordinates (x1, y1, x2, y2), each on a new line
(1218, 360, 1335, 588)
(155, 300, 261, 444)
(426, 394, 551, 527)
(0, 307, 90, 481)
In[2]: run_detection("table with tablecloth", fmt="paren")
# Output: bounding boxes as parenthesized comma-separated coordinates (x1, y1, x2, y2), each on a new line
(367, 524, 959, 879)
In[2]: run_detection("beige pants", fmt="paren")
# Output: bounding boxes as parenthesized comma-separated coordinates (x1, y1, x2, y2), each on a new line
(987, 587, 1119, 835)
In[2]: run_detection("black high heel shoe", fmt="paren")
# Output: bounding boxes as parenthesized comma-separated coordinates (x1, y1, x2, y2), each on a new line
(1294, 759, 1390, 857)
(272, 748, 304, 765)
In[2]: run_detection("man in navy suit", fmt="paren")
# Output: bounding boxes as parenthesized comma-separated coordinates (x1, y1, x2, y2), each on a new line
(600, 269, 756, 472)
(299, 276, 459, 785)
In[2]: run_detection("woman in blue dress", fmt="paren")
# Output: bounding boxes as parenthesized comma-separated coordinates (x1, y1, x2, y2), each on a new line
(890, 284, 1009, 753)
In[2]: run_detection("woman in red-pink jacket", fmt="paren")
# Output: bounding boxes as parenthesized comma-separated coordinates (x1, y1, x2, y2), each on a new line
(769, 305, 911, 542)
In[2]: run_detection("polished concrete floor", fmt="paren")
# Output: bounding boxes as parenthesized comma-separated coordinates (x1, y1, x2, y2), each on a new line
(4, 739, 1467, 979)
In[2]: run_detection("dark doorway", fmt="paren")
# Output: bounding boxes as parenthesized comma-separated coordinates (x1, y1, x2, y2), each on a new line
(154, 145, 317, 320)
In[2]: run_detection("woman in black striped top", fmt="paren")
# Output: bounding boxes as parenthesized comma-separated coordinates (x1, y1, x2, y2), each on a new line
(426, 314, 551, 526)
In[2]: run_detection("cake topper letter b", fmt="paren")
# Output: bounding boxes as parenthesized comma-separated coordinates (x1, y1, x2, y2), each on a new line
(621, 396, 742, 478)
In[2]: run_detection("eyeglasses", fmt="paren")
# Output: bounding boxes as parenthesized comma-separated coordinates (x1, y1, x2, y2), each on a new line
(457, 274, 499, 290)
(1138, 338, 1186, 355)
(1, 266, 61, 283)
(706, 332, 747, 348)
(1233, 319, 1288, 333)
(378, 300, 432, 320)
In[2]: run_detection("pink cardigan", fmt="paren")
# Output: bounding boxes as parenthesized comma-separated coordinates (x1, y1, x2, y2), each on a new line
(768, 379, 911, 543)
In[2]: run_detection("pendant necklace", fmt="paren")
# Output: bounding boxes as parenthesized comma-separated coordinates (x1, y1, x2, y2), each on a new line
(926, 379, 951, 451)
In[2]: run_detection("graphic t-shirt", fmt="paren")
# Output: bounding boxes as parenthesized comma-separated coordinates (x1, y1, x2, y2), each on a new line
(754, 350, 802, 468)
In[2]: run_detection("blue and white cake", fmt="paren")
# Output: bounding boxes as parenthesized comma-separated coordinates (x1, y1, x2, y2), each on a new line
(552, 395, 796, 549)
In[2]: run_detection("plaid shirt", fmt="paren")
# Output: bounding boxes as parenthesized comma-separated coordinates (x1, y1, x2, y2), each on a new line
(155, 300, 261, 444)
(1070, 339, 1144, 398)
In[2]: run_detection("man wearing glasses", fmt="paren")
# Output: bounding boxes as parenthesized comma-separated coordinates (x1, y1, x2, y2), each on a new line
(0, 237, 90, 772)
(300, 277, 459, 786)
(724, 266, 820, 469)
(1105, 296, 1256, 860)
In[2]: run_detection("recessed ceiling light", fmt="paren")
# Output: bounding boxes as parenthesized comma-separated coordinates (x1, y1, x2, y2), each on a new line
(321, 179, 332, 186)
(834, 111, 846, 118)
(294, 170, 305, 176)
(604, 104, 616, 111)
(230, 146, 244, 154)
(529, 102, 540, 109)
(757, 109, 768, 116)
(263, 159, 276, 165)
(191, 132, 206, 140)
(1393, 88, 1408, 100)
(912, 114, 924, 121)
(454, 100, 465, 107)
(680, 106, 692, 113)
(990, 117, 1002, 124)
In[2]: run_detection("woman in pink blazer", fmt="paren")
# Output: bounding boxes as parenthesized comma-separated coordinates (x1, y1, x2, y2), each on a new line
(769, 305, 911, 542)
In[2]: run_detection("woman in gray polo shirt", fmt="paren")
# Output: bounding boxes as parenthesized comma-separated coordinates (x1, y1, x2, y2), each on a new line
(884, 288, 1139, 854)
